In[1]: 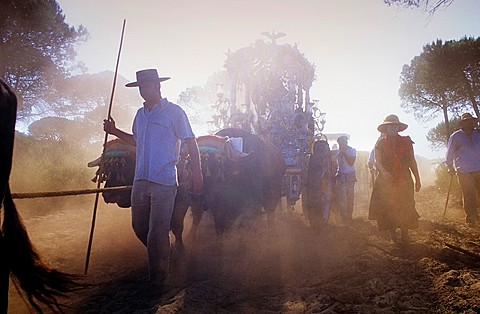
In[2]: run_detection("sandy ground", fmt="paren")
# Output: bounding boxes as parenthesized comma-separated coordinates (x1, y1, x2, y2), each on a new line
(6, 187, 480, 314)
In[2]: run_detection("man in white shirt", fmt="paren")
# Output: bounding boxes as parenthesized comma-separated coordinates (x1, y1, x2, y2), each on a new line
(445, 112, 480, 225)
(104, 69, 203, 285)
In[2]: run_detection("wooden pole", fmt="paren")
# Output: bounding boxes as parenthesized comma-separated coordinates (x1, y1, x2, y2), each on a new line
(84, 19, 126, 275)
(443, 174, 454, 217)
(445, 243, 480, 261)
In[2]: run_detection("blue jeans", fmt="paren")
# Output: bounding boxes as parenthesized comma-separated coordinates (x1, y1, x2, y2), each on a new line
(336, 172, 356, 222)
(457, 171, 480, 223)
(131, 180, 177, 281)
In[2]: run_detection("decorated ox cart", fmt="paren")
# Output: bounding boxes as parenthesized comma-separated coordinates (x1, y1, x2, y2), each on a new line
(208, 31, 330, 212)
(88, 32, 332, 236)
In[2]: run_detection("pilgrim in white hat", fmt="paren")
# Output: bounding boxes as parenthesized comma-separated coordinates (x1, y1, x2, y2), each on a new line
(377, 114, 408, 133)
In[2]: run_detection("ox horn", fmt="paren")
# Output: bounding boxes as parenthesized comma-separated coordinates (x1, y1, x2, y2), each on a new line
(225, 142, 249, 159)
(225, 138, 250, 159)
(196, 135, 227, 151)
(196, 135, 250, 159)
(87, 156, 103, 168)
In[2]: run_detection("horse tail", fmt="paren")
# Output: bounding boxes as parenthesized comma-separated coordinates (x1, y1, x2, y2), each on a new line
(3, 185, 84, 313)
(1, 78, 84, 313)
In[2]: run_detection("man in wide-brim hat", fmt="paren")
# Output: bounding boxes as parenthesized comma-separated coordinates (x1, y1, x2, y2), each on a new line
(103, 68, 204, 285)
(459, 112, 479, 125)
(125, 68, 170, 87)
(446, 112, 480, 226)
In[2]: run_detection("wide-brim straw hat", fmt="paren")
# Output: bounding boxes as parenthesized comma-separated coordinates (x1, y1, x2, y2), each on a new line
(377, 114, 408, 133)
(459, 112, 478, 123)
(125, 69, 170, 87)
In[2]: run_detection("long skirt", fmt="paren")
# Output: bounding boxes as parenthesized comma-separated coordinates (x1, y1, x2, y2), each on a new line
(368, 176, 419, 231)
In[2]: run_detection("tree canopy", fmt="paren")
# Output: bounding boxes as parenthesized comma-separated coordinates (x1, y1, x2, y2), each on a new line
(399, 37, 480, 145)
(49, 71, 139, 145)
(383, 0, 454, 13)
(177, 71, 231, 134)
(0, 0, 88, 120)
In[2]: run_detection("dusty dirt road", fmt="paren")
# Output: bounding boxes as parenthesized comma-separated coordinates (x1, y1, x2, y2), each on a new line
(7, 187, 480, 313)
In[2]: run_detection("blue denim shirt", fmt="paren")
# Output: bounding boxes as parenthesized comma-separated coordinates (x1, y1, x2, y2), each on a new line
(132, 98, 195, 186)
(446, 129, 480, 173)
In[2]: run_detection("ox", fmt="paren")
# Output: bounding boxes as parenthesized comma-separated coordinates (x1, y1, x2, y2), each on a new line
(1, 78, 81, 313)
(89, 128, 285, 244)
(179, 130, 285, 237)
(191, 133, 256, 236)
(88, 139, 136, 208)
(88, 139, 195, 253)
(214, 128, 286, 227)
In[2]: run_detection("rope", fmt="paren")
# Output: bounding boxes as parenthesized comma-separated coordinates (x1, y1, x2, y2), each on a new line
(11, 186, 132, 199)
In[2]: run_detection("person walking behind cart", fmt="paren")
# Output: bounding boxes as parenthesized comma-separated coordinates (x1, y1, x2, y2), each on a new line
(368, 114, 421, 243)
(445, 113, 480, 226)
(367, 132, 386, 187)
(334, 135, 356, 224)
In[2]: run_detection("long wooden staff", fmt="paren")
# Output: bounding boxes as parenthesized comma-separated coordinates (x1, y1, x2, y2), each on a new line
(443, 174, 454, 217)
(84, 19, 126, 274)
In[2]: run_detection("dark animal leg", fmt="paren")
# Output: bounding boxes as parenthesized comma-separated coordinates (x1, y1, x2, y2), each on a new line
(186, 202, 204, 241)
(237, 203, 260, 233)
(276, 197, 285, 212)
(0, 235, 9, 314)
(212, 206, 227, 237)
(264, 203, 277, 228)
(1, 77, 16, 314)
(263, 195, 281, 228)
(214, 216, 224, 237)
(171, 191, 190, 255)
(263, 188, 280, 228)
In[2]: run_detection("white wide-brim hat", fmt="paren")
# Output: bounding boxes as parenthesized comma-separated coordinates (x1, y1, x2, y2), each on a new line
(377, 114, 408, 133)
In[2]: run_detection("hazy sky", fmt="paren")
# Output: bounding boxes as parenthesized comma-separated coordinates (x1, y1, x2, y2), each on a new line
(57, 0, 480, 159)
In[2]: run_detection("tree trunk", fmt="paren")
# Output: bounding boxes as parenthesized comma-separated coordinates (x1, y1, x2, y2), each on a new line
(461, 72, 480, 118)
(442, 97, 451, 143)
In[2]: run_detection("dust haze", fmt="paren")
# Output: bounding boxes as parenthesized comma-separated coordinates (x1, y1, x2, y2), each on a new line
(7, 189, 365, 312)
(8, 159, 479, 313)
(7, 145, 441, 313)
